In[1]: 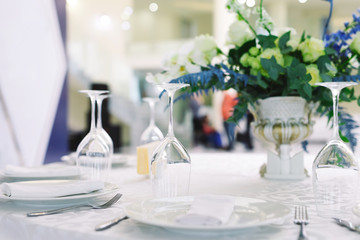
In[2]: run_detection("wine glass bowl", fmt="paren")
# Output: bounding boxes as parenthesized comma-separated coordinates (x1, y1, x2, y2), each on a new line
(312, 81, 359, 218)
(96, 93, 114, 157)
(150, 83, 191, 198)
(76, 90, 112, 181)
(140, 97, 164, 145)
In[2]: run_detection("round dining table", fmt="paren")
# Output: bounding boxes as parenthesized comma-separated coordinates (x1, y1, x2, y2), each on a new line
(0, 151, 359, 240)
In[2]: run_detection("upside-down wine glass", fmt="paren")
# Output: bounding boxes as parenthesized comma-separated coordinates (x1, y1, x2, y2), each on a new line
(140, 97, 164, 145)
(76, 90, 111, 181)
(150, 83, 191, 198)
(96, 93, 114, 157)
(312, 81, 359, 218)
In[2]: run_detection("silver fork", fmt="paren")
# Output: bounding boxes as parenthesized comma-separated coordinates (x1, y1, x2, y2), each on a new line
(293, 205, 309, 240)
(27, 193, 122, 217)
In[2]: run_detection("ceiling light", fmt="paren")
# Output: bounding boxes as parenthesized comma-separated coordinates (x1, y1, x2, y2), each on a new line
(124, 6, 133, 16)
(95, 15, 112, 31)
(246, 0, 256, 7)
(99, 15, 111, 26)
(66, 0, 78, 8)
(149, 3, 158, 12)
(121, 21, 131, 31)
(122, 6, 133, 21)
(298, 0, 307, 3)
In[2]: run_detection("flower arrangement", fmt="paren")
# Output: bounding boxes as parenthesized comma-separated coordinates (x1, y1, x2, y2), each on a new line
(147, 0, 360, 150)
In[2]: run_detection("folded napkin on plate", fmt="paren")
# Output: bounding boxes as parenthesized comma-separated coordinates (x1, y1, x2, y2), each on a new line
(0, 180, 104, 198)
(2, 165, 79, 178)
(176, 195, 235, 226)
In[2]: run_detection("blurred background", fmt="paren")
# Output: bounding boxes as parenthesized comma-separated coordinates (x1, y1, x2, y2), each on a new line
(66, 0, 359, 152)
(1, 0, 359, 166)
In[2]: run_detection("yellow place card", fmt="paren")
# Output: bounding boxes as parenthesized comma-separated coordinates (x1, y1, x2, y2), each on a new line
(136, 141, 160, 175)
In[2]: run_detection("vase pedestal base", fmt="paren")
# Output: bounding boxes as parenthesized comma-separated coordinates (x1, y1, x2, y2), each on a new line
(264, 173, 306, 180)
(264, 150, 306, 180)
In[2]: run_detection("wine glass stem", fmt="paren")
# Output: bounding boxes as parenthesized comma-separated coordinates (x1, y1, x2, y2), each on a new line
(167, 91, 175, 137)
(149, 101, 155, 127)
(331, 88, 340, 140)
(90, 96, 96, 132)
(97, 98, 103, 129)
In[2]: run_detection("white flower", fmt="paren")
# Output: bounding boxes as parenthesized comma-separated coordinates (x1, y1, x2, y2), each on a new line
(162, 50, 179, 70)
(193, 35, 218, 65)
(298, 37, 325, 63)
(190, 50, 208, 66)
(228, 20, 255, 47)
(255, 7, 274, 34)
(226, 0, 251, 19)
(287, 38, 300, 51)
(146, 34, 218, 83)
(184, 61, 201, 73)
(145, 72, 173, 84)
(350, 32, 360, 55)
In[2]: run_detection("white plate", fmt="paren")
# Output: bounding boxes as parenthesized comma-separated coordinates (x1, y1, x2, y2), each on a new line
(61, 153, 132, 166)
(0, 180, 119, 206)
(352, 203, 360, 217)
(0, 166, 80, 181)
(124, 196, 291, 234)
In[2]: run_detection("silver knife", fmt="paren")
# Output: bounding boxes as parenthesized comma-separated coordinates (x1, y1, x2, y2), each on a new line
(95, 215, 129, 231)
(333, 217, 360, 233)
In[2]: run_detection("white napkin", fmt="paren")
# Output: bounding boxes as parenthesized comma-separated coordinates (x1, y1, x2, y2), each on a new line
(2, 164, 79, 178)
(176, 195, 235, 226)
(0, 180, 104, 198)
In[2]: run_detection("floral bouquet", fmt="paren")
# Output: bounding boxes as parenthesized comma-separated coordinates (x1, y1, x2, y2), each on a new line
(147, 0, 360, 150)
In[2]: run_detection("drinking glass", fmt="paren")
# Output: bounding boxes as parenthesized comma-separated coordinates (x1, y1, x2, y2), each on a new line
(96, 93, 114, 157)
(312, 81, 359, 218)
(76, 90, 111, 181)
(150, 83, 191, 198)
(140, 97, 164, 145)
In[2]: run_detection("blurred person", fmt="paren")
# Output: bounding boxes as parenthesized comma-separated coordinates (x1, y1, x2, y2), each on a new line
(222, 89, 238, 150)
(201, 115, 223, 149)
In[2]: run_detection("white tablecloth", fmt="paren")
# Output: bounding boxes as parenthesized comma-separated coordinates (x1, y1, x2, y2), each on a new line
(0, 152, 359, 240)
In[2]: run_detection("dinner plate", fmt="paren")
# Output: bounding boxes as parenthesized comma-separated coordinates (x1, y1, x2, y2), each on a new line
(0, 166, 80, 181)
(0, 180, 119, 206)
(61, 152, 132, 166)
(352, 203, 360, 217)
(124, 196, 291, 234)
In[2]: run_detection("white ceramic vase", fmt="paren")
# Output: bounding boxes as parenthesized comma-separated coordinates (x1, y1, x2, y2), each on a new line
(250, 96, 314, 180)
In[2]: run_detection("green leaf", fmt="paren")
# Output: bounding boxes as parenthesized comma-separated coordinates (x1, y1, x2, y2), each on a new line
(340, 88, 356, 102)
(278, 31, 292, 54)
(283, 55, 293, 67)
(256, 77, 268, 89)
(229, 100, 248, 123)
(261, 57, 284, 80)
(287, 61, 309, 83)
(300, 31, 306, 42)
(357, 96, 360, 106)
(325, 47, 337, 55)
(339, 130, 349, 143)
(302, 83, 312, 99)
(316, 55, 332, 73)
(257, 35, 277, 49)
(228, 39, 256, 66)
(320, 73, 332, 82)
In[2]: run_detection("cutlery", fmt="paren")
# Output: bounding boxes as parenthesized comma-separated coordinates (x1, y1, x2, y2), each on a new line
(333, 217, 360, 233)
(95, 215, 129, 231)
(27, 193, 122, 217)
(293, 205, 309, 240)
